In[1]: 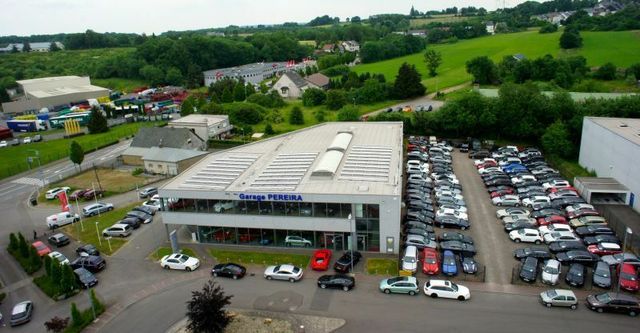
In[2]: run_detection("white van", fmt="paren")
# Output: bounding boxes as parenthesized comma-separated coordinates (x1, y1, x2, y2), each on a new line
(429, 136, 437, 146)
(402, 245, 418, 273)
(46, 212, 80, 229)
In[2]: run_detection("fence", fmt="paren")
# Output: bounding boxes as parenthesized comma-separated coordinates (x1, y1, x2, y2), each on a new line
(596, 205, 640, 256)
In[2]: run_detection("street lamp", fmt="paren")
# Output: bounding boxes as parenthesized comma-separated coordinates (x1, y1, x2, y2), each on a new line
(617, 227, 633, 294)
(348, 213, 354, 273)
(95, 221, 102, 246)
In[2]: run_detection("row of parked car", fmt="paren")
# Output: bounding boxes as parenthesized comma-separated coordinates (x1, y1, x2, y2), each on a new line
(402, 136, 479, 278)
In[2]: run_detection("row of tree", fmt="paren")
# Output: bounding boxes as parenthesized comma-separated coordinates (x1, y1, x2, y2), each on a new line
(8, 232, 42, 274)
(360, 34, 426, 63)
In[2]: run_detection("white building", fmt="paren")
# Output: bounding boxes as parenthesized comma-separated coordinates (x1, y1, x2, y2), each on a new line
(203, 60, 316, 87)
(341, 40, 360, 52)
(168, 114, 233, 141)
(578, 117, 640, 212)
(159, 122, 404, 254)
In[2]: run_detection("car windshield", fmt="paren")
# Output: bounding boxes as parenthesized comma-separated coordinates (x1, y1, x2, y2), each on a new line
(621, 272, 637, 281)
(406, 257, 416, 263)
(178, 255, 190, 263)
(595, 269, 609, 278)
(388, 277, 404, 284)
(544, 266, 559, 274)
(425, 258, 436, 264)
(450, 282, 459, 291)
(595, 293, 611, 303)
(547, 290, 558, 297)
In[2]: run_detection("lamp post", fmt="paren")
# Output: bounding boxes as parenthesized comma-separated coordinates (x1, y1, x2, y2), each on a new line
(348, 213, 354, 273)
(617, 227, 633, 294)
(95, 221, 102, 246)
(75, 197, 84, 232)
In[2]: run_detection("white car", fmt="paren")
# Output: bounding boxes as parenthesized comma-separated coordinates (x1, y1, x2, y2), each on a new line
(492, 195, 521, 207)
(142, 199, 161, 212)
(45, 187, 71, 200)
(264, 264, 303, 282)
(541, 259, 561, 285)
(161, 253, 200, 271)
(22, 137, 32, 144)
(511, 175, 537, 184)
(502, 216, 535, 225)
(538, 223, 572, 237)
(542, 180, 570, 190)
(496, 207, 530, 219)
(522, 196, 550, 208)
(48, 251, 70, 265)
(565, 203, 595, 213)
(423, 280, 470, 301)
(213, 201, 235, 213)
(435, 191, 463, 201)
(439, 204, 467, 213)
(509, 228, 543, 244)
(0, 140, 7, 148)
(284, 236, 312, 247)
(478, 167, 501, 175)
(436, 208, 468, 221)
(474, 158, 497, 166)
(543, 231, 579, 244)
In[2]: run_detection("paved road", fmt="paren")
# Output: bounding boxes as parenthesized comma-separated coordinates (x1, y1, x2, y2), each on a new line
(361, 96, 444, 120)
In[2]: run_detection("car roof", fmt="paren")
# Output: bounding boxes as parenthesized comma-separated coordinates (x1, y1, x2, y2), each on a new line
(111, 223, 129, 228)
(428, 279, 451, 287)
(279, 264, 295, 270)
(599, 242, 620, 249)
(552, 289, 576, 297)
(12, 301, 31, 314)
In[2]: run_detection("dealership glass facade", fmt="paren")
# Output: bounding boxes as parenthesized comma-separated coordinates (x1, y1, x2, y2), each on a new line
(164, 198, 352, 218)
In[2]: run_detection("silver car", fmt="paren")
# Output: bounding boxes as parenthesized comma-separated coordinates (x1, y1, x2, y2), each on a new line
(264, 264, 303, 282)
(539, 289, 578, 309)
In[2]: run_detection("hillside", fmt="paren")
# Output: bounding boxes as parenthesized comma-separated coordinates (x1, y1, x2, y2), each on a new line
(353, 29, 640, 92)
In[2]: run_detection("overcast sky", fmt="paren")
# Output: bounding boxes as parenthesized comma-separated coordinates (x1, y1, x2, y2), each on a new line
(1, 0, 540, 36)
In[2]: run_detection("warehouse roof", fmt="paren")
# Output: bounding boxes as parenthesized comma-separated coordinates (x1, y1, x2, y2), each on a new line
(162, 122, 403, 196)
(169, 114, 228, 126)
(585, 117, 640, 146)
(27, 85, 108, 99)
(17, 76, 83, 85)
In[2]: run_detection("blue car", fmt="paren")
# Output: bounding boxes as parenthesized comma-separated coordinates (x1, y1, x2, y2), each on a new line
(442, 250, 458, 276)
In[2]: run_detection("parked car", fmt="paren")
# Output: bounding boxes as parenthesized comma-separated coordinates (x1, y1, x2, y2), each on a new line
(530, 208, 564, 219)
(334, 251, 362, 273)
(142, 199, 161, 212)
(536, 215, 568, 226)
(211, 263, 246, 279)
(76, 244, 99, 257)
(575, 225, 614, 237)
(264, 264, 303, 282)
(404, 234, 437, 249)
(618, 263, 639, 292)
(539, 289, 578, 309)
(549, 241, 588, 254)
(317, 274, 355, 291)
(48, 251, 70, 265)
(538, 223, 572, 237)
(441, 250, 458, 276)
(125, 210, 153, 224)
(569, 216, 607, 228)
(504, 220, 537, 232)
(586, 292, 640, 316)
(423, 279, 470, 301)
(422, 248, 440, 275)
(556, 251, 600, 266)
(544, 231, 579, 244)
(592, 261, 612, 289)
(439, 241, 476, 256)
(45, 187, 70, 200)
(514, 247, 552, 260)
(601, 252, 640, 266)
(82, 189, 105, 200)
(82, 202, 114, 217)
(496, 207, 529, 219)
(565, 263, 586, 287)
(46, 211, 80, 229)
(509, 228, 543, 244)
(138, 187, 158, 198)
(31, 241, 51, 256)
(47, 233, 70, 247)
(132, 205, 156, 216)
(213, 201, 235, 213)
(310, 249, 332, 271)
(519, 257, 539, 283)
(434, 215, 470, 230)
(102, 223, 132, 237)
(70, 255, 106, 273)
(379, 276, 420, 295)
(9, 300, 33, 326)
(588, 242, 622, 256)
(460, 255, 478, 274)
(161, 253, 200, 271)
(69, 189, 90, 201)
(284, 236, 312, 247)
(74, 267, 98, 288)
(583, 234, 620, 246)
(438, 232, 473, 245)
(116, 217, 141, 229)
(541, 259, 561, 285)
(492, 195, 521, 207)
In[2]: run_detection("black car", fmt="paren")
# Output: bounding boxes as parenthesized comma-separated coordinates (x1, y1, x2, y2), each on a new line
(485, 179, 513, 187)
(434, 216, 470, 230)
(460, 255, 478, 274)
(74, 267, 98, 288)
(565, 263, 586, 287)
(133, 205, 156, 216)
(519, 257, 538, 283)
(76, 244, 100, 256)
(575, 225, 615, 237)
(211, 263, 246, 279)
(117, 217, 141, 229)
(438, 232, 473, 245)
(583, 234, 620, 246)
(548, 241, 587, 253)
(486, 185, 515, 194)
(404, 228, 436, 241)
(514, 247, 552, 260)
(70, 255, 106, 273)
(586, 292, 640, 316)
(47, 233, 70, 247)
(551, 197, 586, 209)
(125, 210, 153, 224)
(439, 241, 477, 256)
(317, 274, 355, 291)
(405, 220, 431, 231)
(469, 150, 490, 159)
(333, 251, 362, 273)
(530, 208, 564, 219)
(556, 250, 599, 266)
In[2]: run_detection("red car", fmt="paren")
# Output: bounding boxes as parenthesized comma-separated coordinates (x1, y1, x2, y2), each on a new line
(421, 248, 440, 275)
(566, 209, 600, 220)
(311, 249, 332, 271)
(69, 188, 91, 201)
(477, 161, 498, 169)
(490, 189, 513, 198)
(32, 241, 52, 256)
(588, 242, 622, 256)
(537, 215, 567, 226)
(547, 186, 577, 194)
(618, 263, 639, 292)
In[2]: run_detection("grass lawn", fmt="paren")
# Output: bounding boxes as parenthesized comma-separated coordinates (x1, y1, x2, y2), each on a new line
(0, 121, 165, 180)
(410, 15, 468, 27)
(209, 249, 310, 268)
(92, 78, 148, 93)
(150, 247, 197, 261)
(366, 258, 399, 275)
(354, 29, 640, 93)
(61, 202, 143, 255)
(546, 155, 596, 184)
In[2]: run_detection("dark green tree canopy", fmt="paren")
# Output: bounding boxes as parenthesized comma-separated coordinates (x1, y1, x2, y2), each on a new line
(87, 107, 108, 134)
(186, 280, 232, 333)
(393, 62, 426, 99)
(69, 141, 84, 168)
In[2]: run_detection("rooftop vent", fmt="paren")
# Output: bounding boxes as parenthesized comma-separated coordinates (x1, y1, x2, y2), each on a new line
(619, 123, 628, 127)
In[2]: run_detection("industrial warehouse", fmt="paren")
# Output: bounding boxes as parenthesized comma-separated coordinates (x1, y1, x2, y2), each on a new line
(159, 122, 404, 254)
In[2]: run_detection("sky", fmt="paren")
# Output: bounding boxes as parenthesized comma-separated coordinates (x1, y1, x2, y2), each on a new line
(0, 0, 540, 36)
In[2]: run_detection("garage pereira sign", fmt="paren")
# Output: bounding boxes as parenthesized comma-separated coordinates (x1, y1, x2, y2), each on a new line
(238, 193, 303, 202)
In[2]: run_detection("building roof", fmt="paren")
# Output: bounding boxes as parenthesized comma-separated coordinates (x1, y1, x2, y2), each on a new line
(121, 146, 150, 157)
(27, 85, 108, 99)
(575, 177, 630, 192)
(130, 127, 204, 149)
(17, 76, 83, 85)
(282, 72, 308, 89)
(142, 147, 208, 163)
(305, 73, 330, 88)
(203, 62, 288, 78)
(169, 114, 228, 127)
(162, 122, 403, 196)
(585, 117, 640, 146)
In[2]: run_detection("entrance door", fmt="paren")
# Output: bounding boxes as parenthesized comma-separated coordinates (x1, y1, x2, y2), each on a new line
(324, 234, 344, 251)
(357, 234, 367, 251)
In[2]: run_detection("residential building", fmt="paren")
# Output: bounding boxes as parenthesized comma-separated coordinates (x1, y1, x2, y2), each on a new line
(341, 40, 360, 52)
(202, 60, 316, 87)
(304, 73, 330, 90)
(142, 147, 208, 176)
(321, 44, 335, 53)
(158, 121, 404, 254)
(408, 30, 427, 37)
(273, 72, 331, 98)
(121, 127, 206, 166)
(486, 21, 495, 35)
(168, 114, 233, 141)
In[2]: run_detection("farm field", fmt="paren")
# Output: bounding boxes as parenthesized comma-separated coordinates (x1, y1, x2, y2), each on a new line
(353, 29, 640, 93)
(410, 14, 469, 27)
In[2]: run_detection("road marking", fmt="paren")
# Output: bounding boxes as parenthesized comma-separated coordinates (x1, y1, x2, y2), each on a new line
(12, 177, 44, 186)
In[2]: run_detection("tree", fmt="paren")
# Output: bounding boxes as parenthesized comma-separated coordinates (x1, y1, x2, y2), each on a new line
(69, 141, 84, 170)
(28, 246, 41, 272)
(245, 84, 256, 98)
(325, 90, 348, 110)
(165, 67, 183, 86)
(60, 264, 78, 294)
(539, 23, 558, 33)
(559, 28, 582, 49)
(466, 56, 499, 84)
(221, 87, 233, 103)
(50, 259, 62, 286)
(289, 106, 304, 125)
(87, 107, 108, 134)
(393, 63, 426, 99)
(11, 44, 19, 53)
(186, 280, 232, 333)
(424, 49, 443, 77)
(139, 65, 165, 86)
(233, 83, 246, 101)
(594, 62, 617, 80)
(70, 303, 83, 327)
(302, 88, 327, 107)
(44, 316, 69, 333)
(337, 106, 360, 121)
(180, 96, 195, 116)
(44, 255, 53, 277)
(264, 123, 275, 135)
(23, 41, 31, 52)
(90, 289, 105, 313)
(541, 120, 573, 158)
(18, 232, 29, 258)
(49, 42, 60, 52)
(9, 232, 18, 252)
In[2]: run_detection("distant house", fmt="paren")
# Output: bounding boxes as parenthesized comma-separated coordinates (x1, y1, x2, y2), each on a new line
(206, 31, 225, 37)
(168, 114, 233, 141)
(121, 127, 206, 166)
(485, 21, 495, 35)
(408, 30, 427, 38)
(322, 44, 335, 53)
(272, 72, 330, 98)
(341, 40, 360, 52)
(202, 60, 316, 87)
(304, 73, 330, 90)
(141, 147, 207, 176)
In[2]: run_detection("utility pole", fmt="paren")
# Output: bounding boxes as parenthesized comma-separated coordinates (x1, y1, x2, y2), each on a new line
(93, 163, 103, 191)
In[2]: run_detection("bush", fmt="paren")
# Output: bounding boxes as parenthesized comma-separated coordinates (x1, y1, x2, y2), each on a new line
(594, 62, 617, 80)
(288, 106, 304, 125)
(302, 88, 327, 107)
(539, 23, 558, 33)
(325, 90, 347, 110)
(264, 123, 275, 135)
(559, 28, 582, 49)
(8, 232, 42, 274)
(337, 106, 360, 121)
(131, 168, 144, 176)
(321, 65, 350, 77)
(223, 102, 265, 125)
(314, 110, 326, 122)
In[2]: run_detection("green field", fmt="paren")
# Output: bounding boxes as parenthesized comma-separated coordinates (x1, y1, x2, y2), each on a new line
(354, 30, 640, 93)
(0, 121, 165, 180)
(410, 15, 468, 27)
(92, 77, 149, 93)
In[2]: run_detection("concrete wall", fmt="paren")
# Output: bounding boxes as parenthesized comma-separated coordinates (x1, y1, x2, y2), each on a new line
(579, 119, 640, 212)
(122, 154, 143, 166)
(1, 98, 39, 114)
